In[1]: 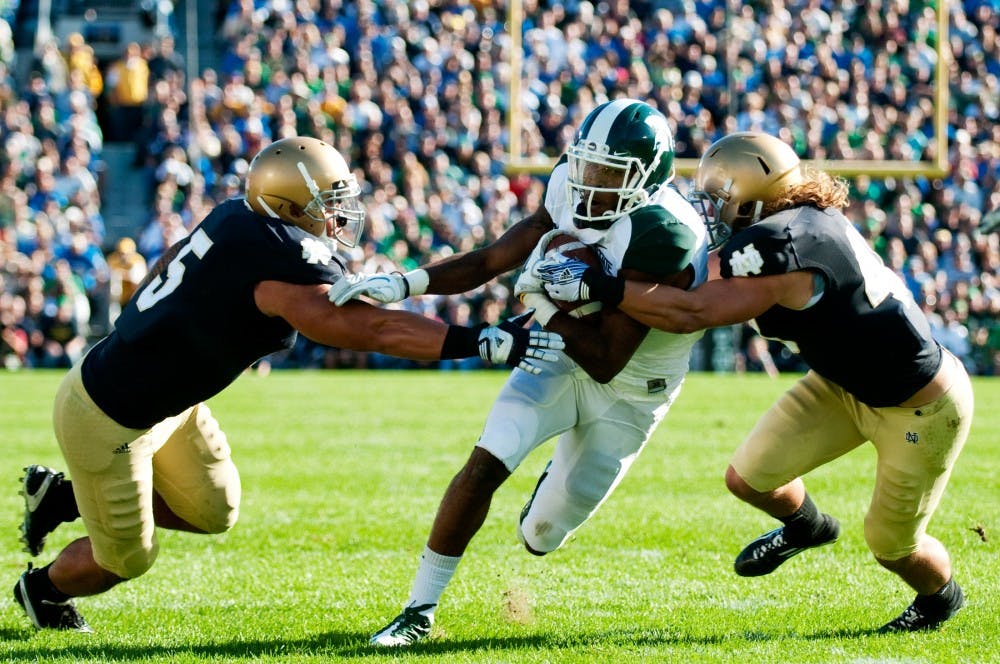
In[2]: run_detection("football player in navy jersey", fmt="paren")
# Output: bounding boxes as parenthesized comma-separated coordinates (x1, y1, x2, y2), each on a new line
(330, 99, 709, 647)
(539, 132, 974, 633)
(13, 136, 563, 633)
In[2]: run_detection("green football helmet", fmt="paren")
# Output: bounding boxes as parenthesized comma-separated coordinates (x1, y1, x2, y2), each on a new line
(566, 99, 675, 230)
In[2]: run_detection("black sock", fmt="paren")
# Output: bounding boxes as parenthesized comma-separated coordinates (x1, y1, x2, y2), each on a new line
(916, 578, 962, 612)
(55, 480, 81, 522)
(27, 564, 71, 603)
(778, 493, 827, 544)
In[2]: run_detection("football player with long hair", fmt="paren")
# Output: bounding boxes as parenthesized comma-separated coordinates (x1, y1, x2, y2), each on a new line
(14, 136, 563, 632)
(331, 99, 709, 647)
(538, 132, 974, 632)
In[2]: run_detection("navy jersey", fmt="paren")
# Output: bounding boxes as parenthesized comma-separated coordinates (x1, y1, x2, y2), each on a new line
(719, 206, 940, 407)
(82, 199, 347, 428)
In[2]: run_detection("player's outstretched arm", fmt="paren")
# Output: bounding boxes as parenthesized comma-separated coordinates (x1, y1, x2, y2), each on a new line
(567, 268, 812, 334)
(256, 281, 563, 373)
(329, 209, 555, 305)
(327, 270, 424, 306)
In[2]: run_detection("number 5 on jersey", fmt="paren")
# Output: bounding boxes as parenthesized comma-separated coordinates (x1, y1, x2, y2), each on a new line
(136, 229, 214, 311)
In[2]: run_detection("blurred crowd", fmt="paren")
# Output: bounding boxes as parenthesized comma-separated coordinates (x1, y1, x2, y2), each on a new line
(0, 0, 997, 375)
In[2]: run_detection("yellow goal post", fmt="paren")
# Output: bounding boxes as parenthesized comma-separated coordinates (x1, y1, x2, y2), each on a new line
(505, 0, 950, 178)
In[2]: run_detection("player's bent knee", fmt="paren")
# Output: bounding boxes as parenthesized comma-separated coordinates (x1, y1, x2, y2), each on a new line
(186, 467, 241, 533)
(201, 505, 239, 534)
(119, 548, 158, 579)
(518, 512, 568, 554)
(460, 448, 511, 490)
(100, 539, 160, 580)
(516, 521, 550, 556)
(724, 465, 744, 495)
(188, 486, 240, 533)
(863, 517, 917, 561)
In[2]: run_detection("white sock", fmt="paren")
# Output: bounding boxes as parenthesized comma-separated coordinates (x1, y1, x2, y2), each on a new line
(405, 545, 461, 615)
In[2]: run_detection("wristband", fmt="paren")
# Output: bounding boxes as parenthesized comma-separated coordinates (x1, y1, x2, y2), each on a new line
(520, 293, 559, 326)
(403, 268, 429, 296)
(440, 324, 480, 359)
(583, 267, 625, 307)
(390, 271, 409, 297)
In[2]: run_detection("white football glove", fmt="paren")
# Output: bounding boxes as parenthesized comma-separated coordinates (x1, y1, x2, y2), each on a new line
(536, 256, 592, 302)
(513, 228, 564, 299)
(513, 265, 544, 300)
(328, 269, 429, 306)
(478, 311, 565, 374)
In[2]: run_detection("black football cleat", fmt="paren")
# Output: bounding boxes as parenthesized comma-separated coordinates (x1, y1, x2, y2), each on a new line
(734, 515, 840, 577)
(13, 565, 92, 633)
(369, 603, 434, 647)
(879, 582, 965, 633)
(20, 465, 74, 556)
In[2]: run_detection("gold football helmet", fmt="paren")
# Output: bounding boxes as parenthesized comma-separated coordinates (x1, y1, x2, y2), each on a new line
(691, 132, 802, 249)
(246, 136, 365, 247)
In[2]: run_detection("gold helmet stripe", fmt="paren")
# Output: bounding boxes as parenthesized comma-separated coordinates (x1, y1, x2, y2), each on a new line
(297, 161, 322, 198)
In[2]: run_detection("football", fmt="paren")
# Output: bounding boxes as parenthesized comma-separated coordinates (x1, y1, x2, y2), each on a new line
(544, 233, 604, 320)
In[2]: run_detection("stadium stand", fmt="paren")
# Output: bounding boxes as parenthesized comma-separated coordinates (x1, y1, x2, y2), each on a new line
(0, 0, 997, 375)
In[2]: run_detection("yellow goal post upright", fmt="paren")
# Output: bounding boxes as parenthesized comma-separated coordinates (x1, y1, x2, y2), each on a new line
(505, 0, 950, 179)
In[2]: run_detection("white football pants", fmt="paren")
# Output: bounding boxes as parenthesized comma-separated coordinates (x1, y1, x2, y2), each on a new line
(477, 352, 683, 554)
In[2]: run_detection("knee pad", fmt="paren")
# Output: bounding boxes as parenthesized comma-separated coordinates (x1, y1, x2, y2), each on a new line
(863, 513, 918, 561)
(180, 476, 240, 534)
(517, 461, 565, 555)
(198, 458, 241, 534)
(864, 471, 924, 560)
(199, 502, 240, 534)
(518, 451, 625, 555)
(157, 413, 242, 534)
(518, 510, 566, 554)
(115, 539, 160, 579)
(94, 534, 160, 580)
(90, 477, 160, 579)
(516, 520, 547, 556)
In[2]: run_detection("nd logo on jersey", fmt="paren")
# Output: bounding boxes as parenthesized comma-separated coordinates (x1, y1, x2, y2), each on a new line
(729, 244, 765, 276)
(301, 237, 333, 265)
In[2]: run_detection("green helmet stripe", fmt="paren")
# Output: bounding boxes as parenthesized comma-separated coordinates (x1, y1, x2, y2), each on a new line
(578, 99, 641, 151)
(606, 101, 647, 153)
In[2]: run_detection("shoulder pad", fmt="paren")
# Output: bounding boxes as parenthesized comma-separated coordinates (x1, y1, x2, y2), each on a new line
(621, 206, 697, 277)
(719, 219, 796, 278)
(543, 155, 569, 203)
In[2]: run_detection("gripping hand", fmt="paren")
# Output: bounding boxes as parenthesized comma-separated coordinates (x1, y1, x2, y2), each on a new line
(478, 311, 565, 374)
(328, 272, 408, 306)
(537, 255, 592, 302)
(514, 229, 564, 299)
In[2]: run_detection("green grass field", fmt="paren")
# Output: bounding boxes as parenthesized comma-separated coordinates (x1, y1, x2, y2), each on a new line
(1, 369, 997, 663)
